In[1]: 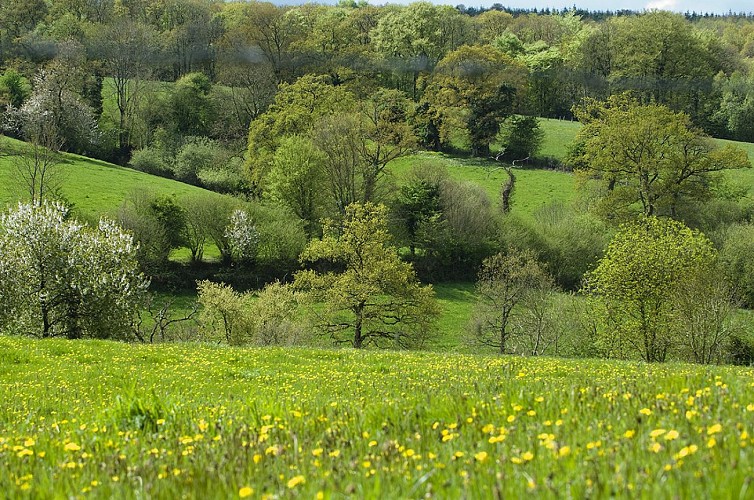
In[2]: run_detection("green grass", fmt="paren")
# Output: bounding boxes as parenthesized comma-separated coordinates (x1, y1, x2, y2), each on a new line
(538, 117, 581, 159)
(389, 151, 576, 221)
(0, 136, 229, 220)
(1, 336, 753, 497)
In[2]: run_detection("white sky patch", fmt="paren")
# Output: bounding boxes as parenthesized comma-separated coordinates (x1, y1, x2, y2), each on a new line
(645, 0, 680, 9)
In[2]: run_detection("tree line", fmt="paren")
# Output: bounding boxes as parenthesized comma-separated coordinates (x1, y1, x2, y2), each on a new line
(4, 2, 754, 165)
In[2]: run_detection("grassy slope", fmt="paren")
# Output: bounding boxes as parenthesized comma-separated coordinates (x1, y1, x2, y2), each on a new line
(1, 337, 753, 497)
(388, 152, 576, 222)
(0, 136, 228, 220)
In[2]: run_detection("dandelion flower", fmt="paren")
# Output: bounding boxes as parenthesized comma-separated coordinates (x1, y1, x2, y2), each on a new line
(287, 475, 306, 489)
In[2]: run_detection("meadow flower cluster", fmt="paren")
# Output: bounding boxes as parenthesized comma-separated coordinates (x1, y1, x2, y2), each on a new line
(1, 337, 753, 497)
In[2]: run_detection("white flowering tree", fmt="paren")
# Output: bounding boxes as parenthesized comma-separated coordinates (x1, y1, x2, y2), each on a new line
(0, 202, 149, 339)
(225, 209, 260, 264)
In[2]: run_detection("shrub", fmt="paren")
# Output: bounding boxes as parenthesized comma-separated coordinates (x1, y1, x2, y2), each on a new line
(129, 146, 172, 177)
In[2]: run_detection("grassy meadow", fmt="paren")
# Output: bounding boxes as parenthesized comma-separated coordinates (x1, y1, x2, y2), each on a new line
(2, 337, 753, 498)
(0, 136, 228, 221)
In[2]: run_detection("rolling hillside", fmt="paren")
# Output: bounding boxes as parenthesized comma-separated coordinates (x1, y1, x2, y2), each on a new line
(0, 136, 229, 220)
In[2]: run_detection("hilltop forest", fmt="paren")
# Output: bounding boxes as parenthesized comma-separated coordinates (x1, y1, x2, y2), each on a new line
(3, 1, 754, 364)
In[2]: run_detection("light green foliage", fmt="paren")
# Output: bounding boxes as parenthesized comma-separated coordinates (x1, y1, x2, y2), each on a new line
(370, 0, 470, 98)
(245, 202, 307, 268)
(173, 137, 221, 185)
(606, 12, 721, 120)
(251, 281, 308, 346)
(526, 203, 611, 290)
(197, 280, 306, 346)
(128, 146, 172, 177)
(200, 196, 242, 265)
(295, 203, 439, 348)
(245, 75, 354, 192)
(268, 135, 328, 237)
(584, 217, 718, 362)
(196, 280, 252, 345)
(371, 2, 467, 64)
(0, 202, 148, 339)
(569, 95, 750, 221)
(469, 249, 557, 355)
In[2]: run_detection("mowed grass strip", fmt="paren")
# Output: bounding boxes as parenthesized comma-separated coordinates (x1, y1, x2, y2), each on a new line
(1, 337, 753, 498)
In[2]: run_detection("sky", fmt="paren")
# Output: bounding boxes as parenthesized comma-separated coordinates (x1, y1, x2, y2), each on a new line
(345, 0, 754, 15)
(454, 0, 754, 14)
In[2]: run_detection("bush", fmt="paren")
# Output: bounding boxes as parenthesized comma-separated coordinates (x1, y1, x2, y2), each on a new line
(250, 281, 309, 346)
(197, 156, 248, 194)
(197, 280, 307, 346)
(717, 223, 754, 308)
(498, 115, 544, 160)
(197, 280, 252, 345)
(129, 146, 172, 177)
(173, 137, 221, 185)
(117, 191, 186, 273)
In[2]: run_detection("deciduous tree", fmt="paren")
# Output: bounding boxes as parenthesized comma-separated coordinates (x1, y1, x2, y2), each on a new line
(583, 216, 717, 362)
(427, 45, 526, 157)
(569, 95, 750, 220)
(294, 203, 439, 349)
(0, 202, 148, 339)
(469, 249, 555, 354)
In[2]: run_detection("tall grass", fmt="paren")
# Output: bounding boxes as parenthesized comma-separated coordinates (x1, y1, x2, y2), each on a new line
(1, 337, 752, 497)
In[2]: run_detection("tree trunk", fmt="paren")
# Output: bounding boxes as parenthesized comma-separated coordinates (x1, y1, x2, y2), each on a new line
(501, 167, 515, 214)
(353, 302, 365, 348)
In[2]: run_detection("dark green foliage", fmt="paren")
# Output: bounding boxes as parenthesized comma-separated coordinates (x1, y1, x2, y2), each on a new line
(499, 115, 544, 160)
(169, 73, 214, 137)
(0, 68, 31, 108)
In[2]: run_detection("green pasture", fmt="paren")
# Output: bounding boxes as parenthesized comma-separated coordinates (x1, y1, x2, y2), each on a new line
(0, 137, 227, 221)
(388, 151, 577, 221)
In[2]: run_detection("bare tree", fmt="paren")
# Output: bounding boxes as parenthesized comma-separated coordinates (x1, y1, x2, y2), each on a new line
(10, 114, 64, 205)
(95, 19, 156, 153)
(469, 249, 556, 354)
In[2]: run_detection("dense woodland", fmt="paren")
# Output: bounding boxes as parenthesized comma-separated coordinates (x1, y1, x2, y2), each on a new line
(4, 1, 754, 364)
(4, 1, 754, 160)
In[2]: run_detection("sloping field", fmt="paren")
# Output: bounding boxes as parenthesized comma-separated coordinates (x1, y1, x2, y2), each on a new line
(1, 337, 752, 498)
(389, 152, 576, 221)
(0, 137, 227, 219)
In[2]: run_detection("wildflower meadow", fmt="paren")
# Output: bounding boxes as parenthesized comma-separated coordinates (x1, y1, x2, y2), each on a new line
(1, 337, 753, 497)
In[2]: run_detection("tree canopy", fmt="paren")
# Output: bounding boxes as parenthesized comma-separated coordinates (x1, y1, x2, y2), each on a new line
(569, 95, 750, 220)
(294, 202, 439, 348)
(584, 216, 717, 362)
